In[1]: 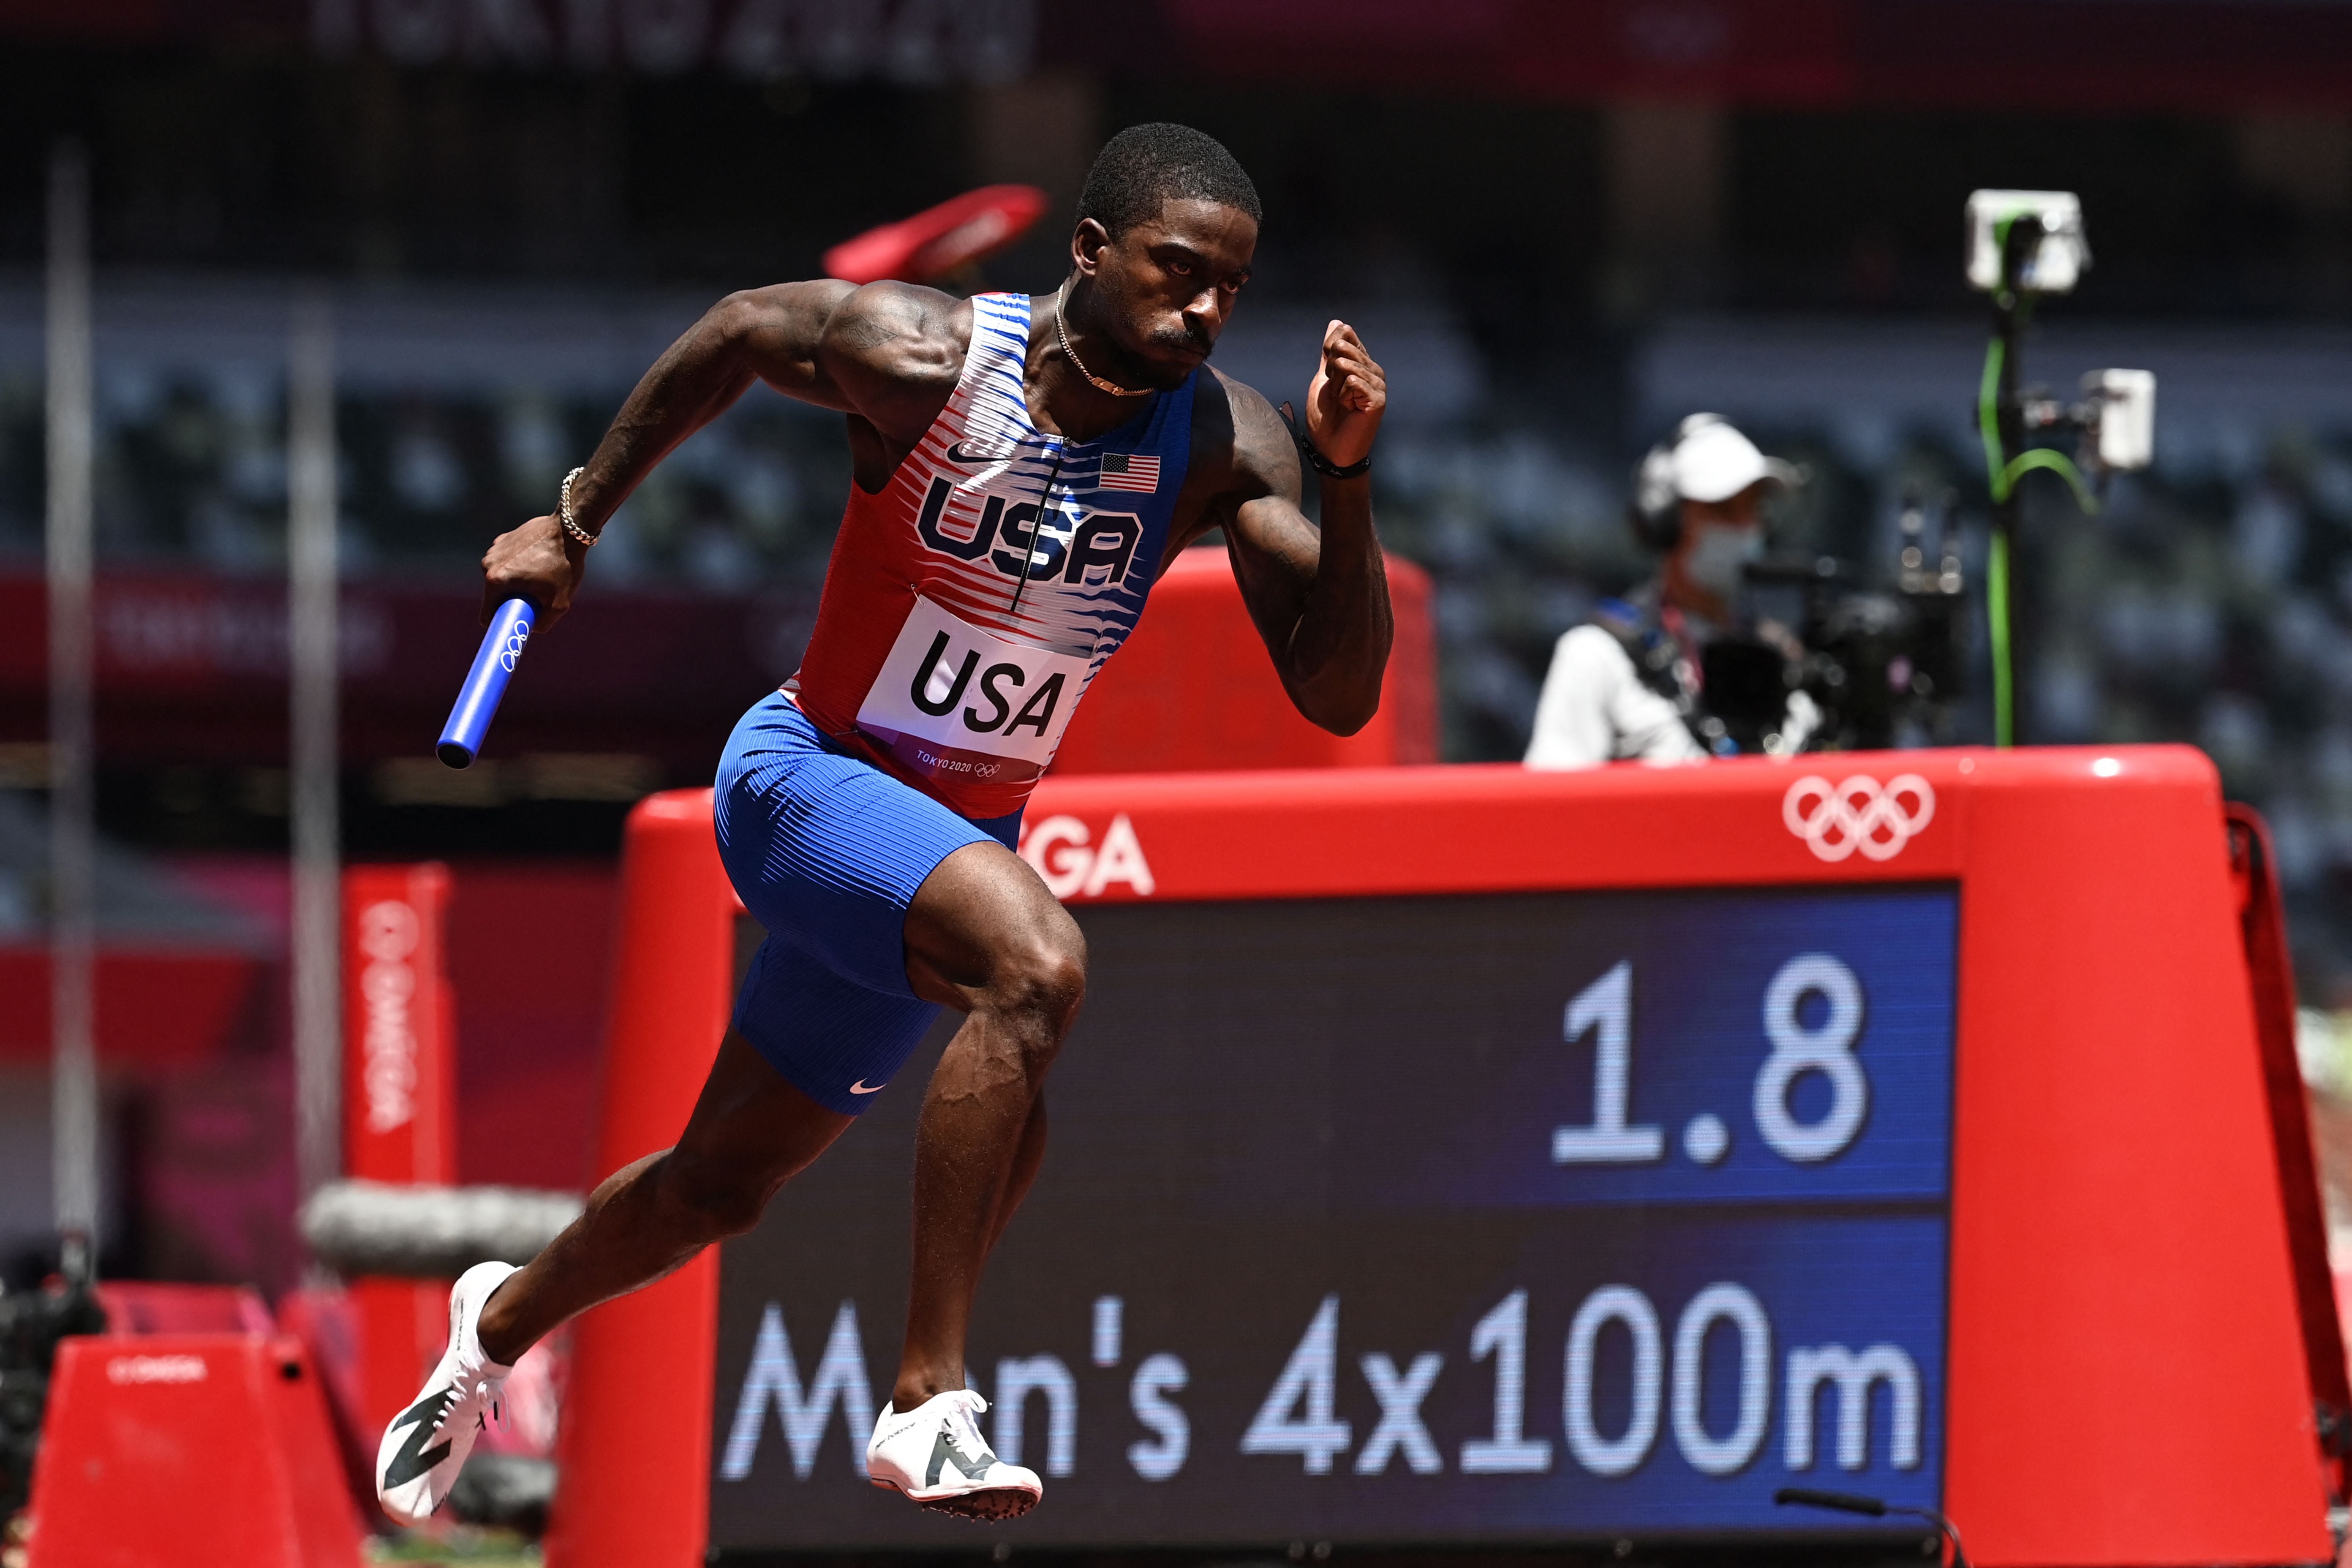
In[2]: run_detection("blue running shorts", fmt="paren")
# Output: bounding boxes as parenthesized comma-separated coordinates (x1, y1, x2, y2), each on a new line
(714, 691, 1021, 1115)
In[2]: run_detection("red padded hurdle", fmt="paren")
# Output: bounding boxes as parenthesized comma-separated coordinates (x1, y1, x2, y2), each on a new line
(547, 746, 2336, 1568)
(25, 1334, 365, 1567)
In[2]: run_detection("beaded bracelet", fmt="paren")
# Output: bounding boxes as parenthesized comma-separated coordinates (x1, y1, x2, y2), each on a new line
(1277, 403, 1373, 480)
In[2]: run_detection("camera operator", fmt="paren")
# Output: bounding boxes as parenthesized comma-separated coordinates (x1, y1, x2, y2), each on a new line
(1525, 414, 1816, 769)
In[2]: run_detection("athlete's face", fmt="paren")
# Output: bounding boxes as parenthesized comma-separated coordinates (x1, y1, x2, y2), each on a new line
(1074, 198, 1258, 390)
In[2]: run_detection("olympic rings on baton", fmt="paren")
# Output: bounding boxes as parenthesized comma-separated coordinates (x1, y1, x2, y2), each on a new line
(498, 621, 531, 674)
(1782, 774, 1936, 863)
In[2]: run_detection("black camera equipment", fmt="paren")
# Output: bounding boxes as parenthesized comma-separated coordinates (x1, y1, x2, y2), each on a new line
(1671, 486, 1968, 755)
(0, 1232, 105, 1519)
(1762, 485, 1968, 751)
(1691, 636, 1790, 755)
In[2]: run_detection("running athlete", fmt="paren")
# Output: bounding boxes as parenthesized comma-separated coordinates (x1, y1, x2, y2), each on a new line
(376, 123, 1391, 1525)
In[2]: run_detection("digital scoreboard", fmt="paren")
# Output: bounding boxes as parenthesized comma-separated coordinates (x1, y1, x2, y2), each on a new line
(545, 753, 2337, 1568)
(708, 884, 1955, 1549)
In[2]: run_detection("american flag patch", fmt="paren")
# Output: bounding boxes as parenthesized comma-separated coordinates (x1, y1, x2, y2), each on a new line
(1098, 452, 1161, 493)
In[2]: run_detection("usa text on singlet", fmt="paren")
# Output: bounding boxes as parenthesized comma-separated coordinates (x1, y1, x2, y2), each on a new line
(785, 291, 1195, 820)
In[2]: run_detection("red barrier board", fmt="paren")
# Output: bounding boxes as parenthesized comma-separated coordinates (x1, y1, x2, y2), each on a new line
(0, 570, 812, 771)
(25, 1334, 365, 1568)
(343, 864, 460, 1440)
(550, 746, 2336, 1567)
(0, 949, 261, 1065)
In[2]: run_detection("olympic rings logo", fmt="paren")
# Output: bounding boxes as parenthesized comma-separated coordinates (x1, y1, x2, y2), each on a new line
(1782, 773, 1936, 863)
(498, 622, 531, 674)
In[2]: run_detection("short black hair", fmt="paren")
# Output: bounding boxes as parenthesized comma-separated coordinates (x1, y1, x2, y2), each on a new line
(1077, 123, 1261, 239)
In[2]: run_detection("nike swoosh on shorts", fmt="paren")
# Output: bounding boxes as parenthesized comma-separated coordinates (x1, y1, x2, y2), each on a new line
(849, 1079, 884, 1094)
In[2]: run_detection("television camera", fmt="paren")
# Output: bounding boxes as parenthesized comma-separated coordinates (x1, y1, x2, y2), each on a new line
(1693, 486, 1971, 755)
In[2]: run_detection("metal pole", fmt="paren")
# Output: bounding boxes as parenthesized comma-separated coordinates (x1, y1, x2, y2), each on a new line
(289, 289, 341, 1200)
(46, 142, 97, 1254)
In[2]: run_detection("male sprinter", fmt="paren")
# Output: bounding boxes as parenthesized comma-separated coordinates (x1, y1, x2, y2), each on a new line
(376, 123, 1391, 1525)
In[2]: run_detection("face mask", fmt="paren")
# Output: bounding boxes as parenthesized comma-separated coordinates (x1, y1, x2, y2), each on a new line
(1683, 522, 1762, 599)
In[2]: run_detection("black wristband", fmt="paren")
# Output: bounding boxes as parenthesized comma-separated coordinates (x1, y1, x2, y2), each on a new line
(1278, 402, 1373, 480)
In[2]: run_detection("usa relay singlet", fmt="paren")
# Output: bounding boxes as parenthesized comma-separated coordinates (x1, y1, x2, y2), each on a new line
(787, 291, 1196, 820)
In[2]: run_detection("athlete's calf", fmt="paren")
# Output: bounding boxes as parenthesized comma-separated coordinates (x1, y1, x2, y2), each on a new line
(896, 843, 1088, 1407)
(473, 1035, 854, 1367)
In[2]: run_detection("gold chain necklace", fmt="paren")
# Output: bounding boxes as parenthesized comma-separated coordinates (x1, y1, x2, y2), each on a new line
(1053, 284, 1149, 397)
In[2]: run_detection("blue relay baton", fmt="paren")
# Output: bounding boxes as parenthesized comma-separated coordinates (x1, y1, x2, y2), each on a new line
(437, 597, 536, 768)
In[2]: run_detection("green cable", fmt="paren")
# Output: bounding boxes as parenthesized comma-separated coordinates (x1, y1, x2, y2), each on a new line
(2002, 448, 2097, 513)
(1978, 335, 2016, 746)
(1979, 337, 2009, 499)
(1988, 529, 2013, 749)
(1975, 308, 2096, 749)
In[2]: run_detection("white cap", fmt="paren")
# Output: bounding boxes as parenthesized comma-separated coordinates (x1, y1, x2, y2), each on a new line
(1666, 415, 1797, 504)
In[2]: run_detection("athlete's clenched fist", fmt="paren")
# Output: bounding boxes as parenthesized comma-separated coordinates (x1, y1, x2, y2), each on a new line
(1304, 319, 1386, 470)
(479, 512, 585, 628)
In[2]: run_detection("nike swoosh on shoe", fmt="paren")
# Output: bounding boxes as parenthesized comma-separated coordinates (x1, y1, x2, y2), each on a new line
(924, 1429, 1000, 1489)
(381, 1387, 459, 1490)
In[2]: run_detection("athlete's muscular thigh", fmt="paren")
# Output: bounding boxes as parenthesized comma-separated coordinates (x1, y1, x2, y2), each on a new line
(903, 841, 1086, 1020)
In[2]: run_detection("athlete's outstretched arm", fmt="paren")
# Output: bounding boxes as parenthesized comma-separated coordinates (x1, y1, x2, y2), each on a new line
(476, 280, 961, 624)
(1217, 321, 1394, 735)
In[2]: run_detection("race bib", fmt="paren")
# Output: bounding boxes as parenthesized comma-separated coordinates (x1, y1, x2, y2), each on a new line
(855, 596, 1096, 788)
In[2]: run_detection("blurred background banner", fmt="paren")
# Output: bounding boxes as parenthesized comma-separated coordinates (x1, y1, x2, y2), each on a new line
(10, 2, 2352, 103)
(3, 0, 2352, 1348)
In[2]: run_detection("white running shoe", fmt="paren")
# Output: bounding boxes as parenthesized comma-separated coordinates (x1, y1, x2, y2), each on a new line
(374, 1260, 518, 1525)
(866, 1390, 1043, 1520)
